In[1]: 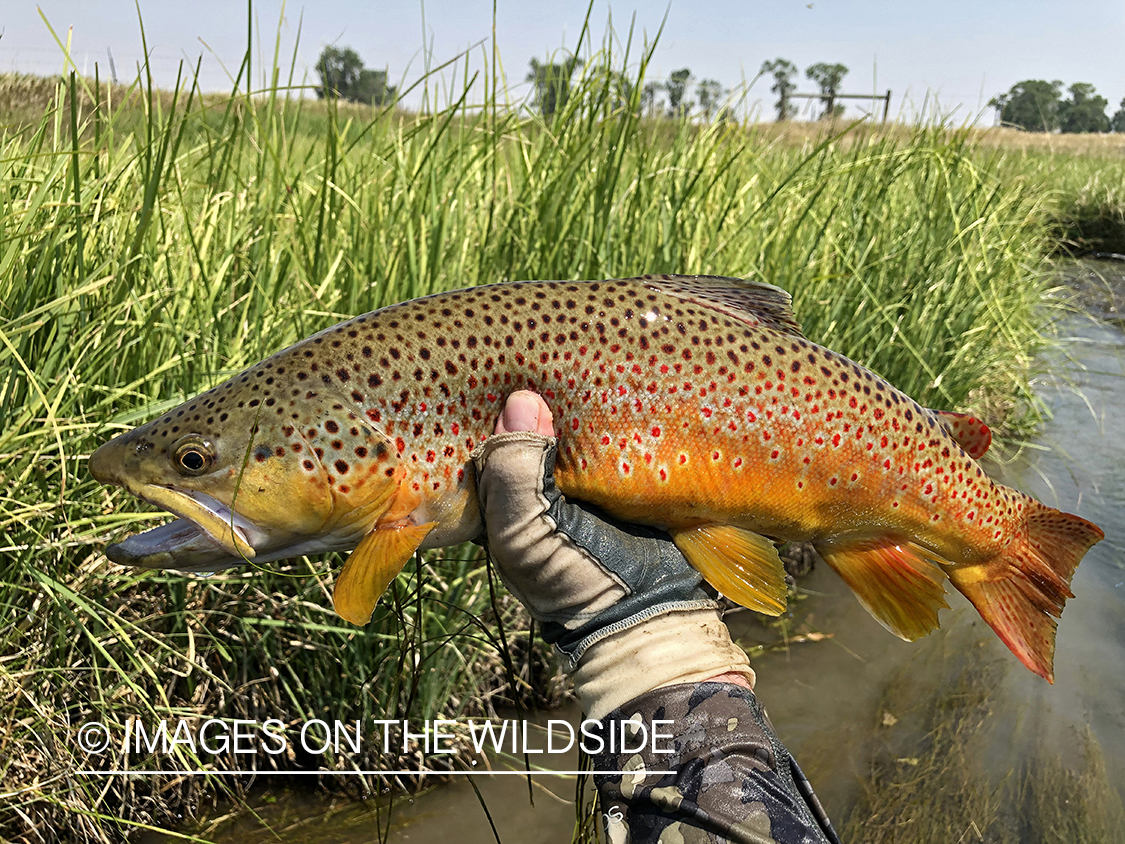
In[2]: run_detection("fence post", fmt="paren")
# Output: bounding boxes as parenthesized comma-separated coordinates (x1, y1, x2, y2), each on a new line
(882, 89, 892, 123)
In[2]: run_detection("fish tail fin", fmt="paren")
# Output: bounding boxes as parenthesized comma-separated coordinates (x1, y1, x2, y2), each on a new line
(948, 502, 1103, 682)
(815, 539, 950, 641)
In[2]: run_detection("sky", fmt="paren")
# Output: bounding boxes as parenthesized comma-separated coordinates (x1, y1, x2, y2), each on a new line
(3, 1, 1124, 124)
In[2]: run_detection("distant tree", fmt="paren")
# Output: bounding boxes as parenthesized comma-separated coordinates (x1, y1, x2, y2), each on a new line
(665, 68, 694, 116)
(988, 80, 1063, 132)
(641, 81, 662, 117)
(1059, 82, 1110, 133)
(805, 62, 849, 120)
(352, 68, 396, 106)
(526, 56, 579, 117)
(1113, 96, 1125, 133)
(315, 46, 364, 100)
(697, 78, 725, 120)
(314, 46, 396, 105)
(760, 58, 798, 121)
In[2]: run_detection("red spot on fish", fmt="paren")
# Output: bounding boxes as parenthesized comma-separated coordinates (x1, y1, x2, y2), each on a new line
(734, 458, 743, 468)
(771, 450, 779, 459)
(572, 418, 579, 431)
(622, 462, 630, 474)
(660, 468, 667, 481)
(830, 477, 838, 485)
(679, 454, 687, 464)
(395, 438, 405, 454)
(832, 434, 841, 447)
(601, 435, 611, 445)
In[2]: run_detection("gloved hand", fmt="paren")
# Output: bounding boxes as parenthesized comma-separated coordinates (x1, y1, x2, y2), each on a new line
(471, 391, 755, 720)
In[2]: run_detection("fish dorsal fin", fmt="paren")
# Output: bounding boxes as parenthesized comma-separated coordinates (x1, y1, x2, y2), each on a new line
(670, 524, 788, 616)
(333, 522, 436, 625)
(933, 410, 992, 459)
(639, 274, 805, 338)
(815, 538, 950, 641)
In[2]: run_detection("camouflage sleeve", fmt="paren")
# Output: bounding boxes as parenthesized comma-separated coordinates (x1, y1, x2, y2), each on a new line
(590, 681, 841, 844)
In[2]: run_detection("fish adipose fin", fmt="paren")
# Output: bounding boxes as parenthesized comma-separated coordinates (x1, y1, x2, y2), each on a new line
(948, 502, 1103, 683)
(333, 522, 437, 625)
(642, 275, 805, 338)
(671, 524, 788, 616)
(816, 539, 950, 641)
(933, 410, 992, 459)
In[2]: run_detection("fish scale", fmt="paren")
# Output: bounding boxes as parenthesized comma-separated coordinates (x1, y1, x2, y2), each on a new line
(90, 274, 1103, 682)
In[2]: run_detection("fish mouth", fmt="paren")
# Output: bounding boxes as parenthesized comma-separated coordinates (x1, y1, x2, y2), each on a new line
(105, 485, 266, 571)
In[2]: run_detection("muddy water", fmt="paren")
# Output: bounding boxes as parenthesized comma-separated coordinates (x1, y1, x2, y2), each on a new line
(173, 262, 1125, 842)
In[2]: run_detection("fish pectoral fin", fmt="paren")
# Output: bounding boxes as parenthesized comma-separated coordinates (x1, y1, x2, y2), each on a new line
(933, 410, 992, 459)
(332, 521, 437, 625)
(816, 539, 950, 641)
(670, 525, 788, 616)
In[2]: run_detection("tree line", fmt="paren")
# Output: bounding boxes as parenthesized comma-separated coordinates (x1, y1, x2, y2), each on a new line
(312, 45, 1125, 135)
(989, 80, 1125, 133)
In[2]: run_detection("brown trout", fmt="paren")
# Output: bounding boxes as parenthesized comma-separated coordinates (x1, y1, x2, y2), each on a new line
(89, 275, 1103, 681)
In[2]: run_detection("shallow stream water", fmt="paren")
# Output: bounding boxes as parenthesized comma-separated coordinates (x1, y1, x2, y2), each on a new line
(154, 261, 1125, 843)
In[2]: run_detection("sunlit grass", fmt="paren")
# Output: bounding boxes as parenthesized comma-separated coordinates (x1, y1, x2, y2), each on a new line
(0, 14, 1099, 840)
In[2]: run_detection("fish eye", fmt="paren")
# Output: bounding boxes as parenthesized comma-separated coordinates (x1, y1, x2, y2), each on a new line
(171, 436, 216, 476)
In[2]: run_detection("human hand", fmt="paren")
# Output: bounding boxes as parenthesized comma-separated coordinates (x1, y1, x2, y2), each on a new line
(471, 391, 755, 719)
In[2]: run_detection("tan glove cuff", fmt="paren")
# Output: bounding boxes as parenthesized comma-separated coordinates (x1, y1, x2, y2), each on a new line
(571, 607, 755, 720)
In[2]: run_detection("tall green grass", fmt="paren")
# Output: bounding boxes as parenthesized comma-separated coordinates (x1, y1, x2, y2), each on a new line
(0, 20, 1068, 841)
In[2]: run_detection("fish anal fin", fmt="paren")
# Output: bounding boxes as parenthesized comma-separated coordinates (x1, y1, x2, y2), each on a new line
(671, 524, 788, 616)
(933, 410, 992, 459)
(816, 539, 950, 641)
(333, 521, 437, 625)
(641, 275, 805, 338)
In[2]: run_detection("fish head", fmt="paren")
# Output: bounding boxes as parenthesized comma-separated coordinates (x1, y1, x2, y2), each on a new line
(90, 364, 405, 573)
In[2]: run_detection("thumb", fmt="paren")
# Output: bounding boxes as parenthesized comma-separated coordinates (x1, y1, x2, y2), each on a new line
(496, 390, 556, 437)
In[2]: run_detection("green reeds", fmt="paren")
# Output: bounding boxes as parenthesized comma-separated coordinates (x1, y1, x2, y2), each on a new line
(0, 18, 1073, 842)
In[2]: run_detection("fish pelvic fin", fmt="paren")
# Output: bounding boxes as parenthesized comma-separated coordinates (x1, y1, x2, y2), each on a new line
(948, 502, 1103, 683)
(933, 410, 992, 459)
(641, 275, 805, 338)
(816, 539, 950, 641)
(332, 521, 437, 625)
(670, 525, 788, 616)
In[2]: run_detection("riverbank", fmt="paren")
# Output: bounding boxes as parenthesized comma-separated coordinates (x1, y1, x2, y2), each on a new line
(2, 39, 1122, 842)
